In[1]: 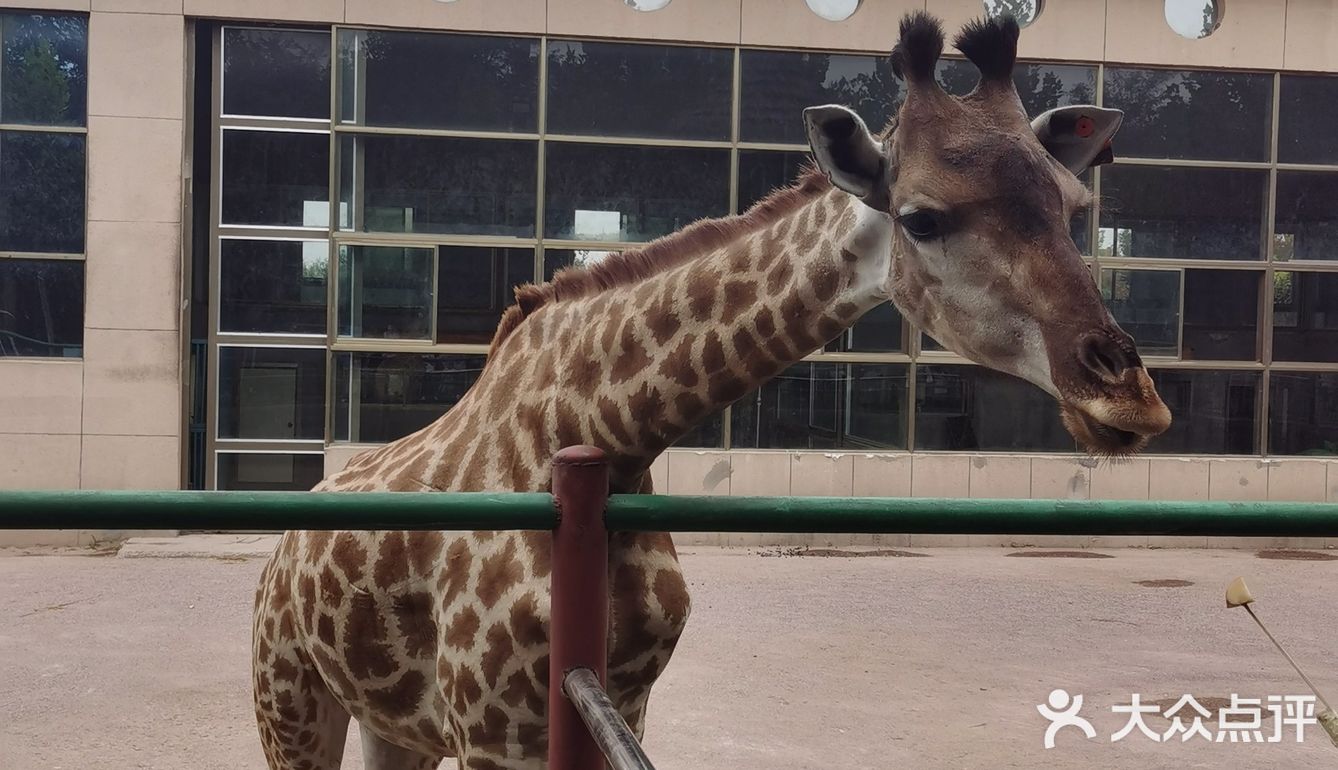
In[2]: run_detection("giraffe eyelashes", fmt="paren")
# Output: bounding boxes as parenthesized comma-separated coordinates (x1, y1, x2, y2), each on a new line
(896, 208, 948, 241)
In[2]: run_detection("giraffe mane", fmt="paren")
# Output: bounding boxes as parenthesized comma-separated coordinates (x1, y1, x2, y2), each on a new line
(488, 165, 833, 356)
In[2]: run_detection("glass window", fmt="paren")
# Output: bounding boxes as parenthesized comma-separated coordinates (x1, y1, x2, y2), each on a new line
(0, 13, 87, 126)
(219, 240, 327, 335)
(1272, 271, 1338, 363)
(675, 412, 724, 449)
(730, 363, 908, 450)
(740, 50, 901, 144)
(339, 30, 538, 132)
(217, 452, 324, 491)
(1102, 68, 1272, 162)
(350, 134, 537, 237)
(334, 352, 484, 443)
(337, 245, 433, 340)
(1182, 269, 1259, 361)
(544, 143, 729, 242)
(914, 364, 1073, 451)
(1165, 0, 1224, 39)
(221, 130, 330, 227)
(217, 347, 326, 440)
(1146, 369, 1260, 454)
(543, 248, 614, 281)
(1269, 372, 1338, 456)
(1274, 172, 1338, 262)
(437, 246, 532, 345)
(737, 150, 810, 212)
(0, 131, 85, 253)
(825, 302, 903, 354)
(1100, 268, 1180, 357)
(1278, 75, 1338, 165)
(1098, 166, 1267, 260)
(546, 40, 732, 140)
(0, 259, 82, 357)
(223, 28, 330, 120)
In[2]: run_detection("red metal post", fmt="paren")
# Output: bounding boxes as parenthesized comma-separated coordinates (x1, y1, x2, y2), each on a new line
(548, 446, 611, 770)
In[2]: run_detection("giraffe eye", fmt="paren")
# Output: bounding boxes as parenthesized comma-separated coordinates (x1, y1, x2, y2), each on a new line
(897, 209, 945, 241)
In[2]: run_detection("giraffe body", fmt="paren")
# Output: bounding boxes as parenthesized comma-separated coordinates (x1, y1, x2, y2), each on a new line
(254, 13, 1174, 768)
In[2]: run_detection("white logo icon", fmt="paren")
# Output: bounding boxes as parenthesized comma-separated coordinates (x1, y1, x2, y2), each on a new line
(1037, 688, 1097, 749)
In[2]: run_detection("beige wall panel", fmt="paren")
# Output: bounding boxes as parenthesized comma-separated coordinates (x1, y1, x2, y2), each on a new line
(323, 444, 372, 478)
(1283, 0, 1338, 73)
(1207, 458, 1268, 501)
(1030, 457, 1090, 499)
(80, 434, 179, 489)
(1089, 458, 1150, 499)
(1147, 457, 1210, 500)
(3, 0, 89, 10)
(1330, 464, 1338, 502)
(551, 0, 739, 45)
(183, 0, 341, 23)
(910, 454, 969, 497)
(741, 0, 921, 53)
(967, 455, 1030, 498)
(85, 221, 180, 331)
(1266, 459, 1328, 502)
(649, 454, 668, 493)
(790, 452, 853, 496)
(851, 453, 912, 497)
(346, 0, 543, 34)
(0, 433, 81, 489)
(1104, 0, 1286, 70)
(0, 361, 84, 435)
(729, 451, 789, 496)
(87, 116, 183, 224)
(664, 450, 731, 495)
(81, 328, 181, 436)
(931, 0, 1105, 62)
(89, 12, 184, 120)
(91, 1, 184, 17)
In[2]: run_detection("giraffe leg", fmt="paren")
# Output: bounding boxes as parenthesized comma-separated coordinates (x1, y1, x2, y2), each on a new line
(359, 723, 445, 770)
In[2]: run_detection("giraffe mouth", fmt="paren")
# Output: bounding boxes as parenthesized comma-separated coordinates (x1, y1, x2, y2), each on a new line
(1060, 403, 1151, 458)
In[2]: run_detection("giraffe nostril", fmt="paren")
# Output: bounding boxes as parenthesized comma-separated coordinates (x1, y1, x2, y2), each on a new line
(1079, 333, 1134, 382)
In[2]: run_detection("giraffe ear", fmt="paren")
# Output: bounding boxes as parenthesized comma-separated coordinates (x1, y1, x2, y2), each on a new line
(1032, 105, 1123, 174)
(803, 105, 889, 207)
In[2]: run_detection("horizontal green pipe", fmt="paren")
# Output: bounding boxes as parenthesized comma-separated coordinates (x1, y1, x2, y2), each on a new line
(0, 491, 1335, 537)
(0, 490, 556, 531)
(606, 496, 1338, 537)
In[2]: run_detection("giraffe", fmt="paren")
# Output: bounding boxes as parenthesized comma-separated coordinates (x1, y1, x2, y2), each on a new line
(252, 13, 1171, 770)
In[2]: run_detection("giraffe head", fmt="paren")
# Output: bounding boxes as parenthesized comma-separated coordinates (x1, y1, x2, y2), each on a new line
(803, 12, 1170, 456)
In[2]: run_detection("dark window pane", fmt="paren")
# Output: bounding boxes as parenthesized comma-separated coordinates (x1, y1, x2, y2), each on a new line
(1071, 169, 1091, 255)
(217, 347, 326, 440)
(0, 259, 82, 357)
(737, 150, 811, 212)
(437, 246, 532, 345)
(740, 50, 902, 144)
(340, 30, 538, 132)
(221, 130, 330, 227)
(0, 131, 85, 253)
(730, 363, 908, 450)
(219, 240, 327, 335)
(1102, 68, 1271, 161)
(1098, 166, 1266, 260)
(354, 135, 537, 237)
(1100, 268, 1180, 356)
(915, 365, 1072, 451)
(1146, 369, 1259, 454)
(1182, 270, 1259, 361)
(1269, 372, 1338, 456)
(921, 333, 946, 352)
(545, 143, 728, 242)
(1273, 271, 1338, 363)
(1278, 75, 1338, 165)
(1, 13, 87, 125)
(337, 245, 432, 340)
(825, 302, 903, 353)
(542, 248, 613, 281)
(1013, 63, 1098, 118)
(223, 28, 330, 119)
(334, 352, 483, 443)
(547, 40, 732, 140)
(674, 412, 724, 449)
(1274, 172, 1338, 262)
(217, 452, 324, 491)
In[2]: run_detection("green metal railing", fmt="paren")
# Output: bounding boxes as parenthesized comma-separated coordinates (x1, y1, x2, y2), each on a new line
(1, 490, 1336, 537)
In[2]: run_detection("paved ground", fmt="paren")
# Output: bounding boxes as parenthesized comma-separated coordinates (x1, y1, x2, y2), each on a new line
(1, 543, 1336, 769)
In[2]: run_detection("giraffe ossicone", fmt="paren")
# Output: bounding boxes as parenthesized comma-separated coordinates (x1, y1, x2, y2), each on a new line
(252, 11, 1170, 769)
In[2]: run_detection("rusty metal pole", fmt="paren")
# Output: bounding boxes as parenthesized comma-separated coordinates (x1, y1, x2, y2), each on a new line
(548, 446, 611, 770)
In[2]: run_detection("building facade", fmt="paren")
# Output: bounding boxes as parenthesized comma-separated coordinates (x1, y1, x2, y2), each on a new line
(2, 0, 1337, 546)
